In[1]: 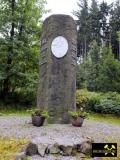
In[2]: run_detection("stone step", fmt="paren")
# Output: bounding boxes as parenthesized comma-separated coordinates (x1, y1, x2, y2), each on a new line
(16, 136, 93, 160)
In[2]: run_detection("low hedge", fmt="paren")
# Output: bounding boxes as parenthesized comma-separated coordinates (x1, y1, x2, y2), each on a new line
(76, 89, 120, 116)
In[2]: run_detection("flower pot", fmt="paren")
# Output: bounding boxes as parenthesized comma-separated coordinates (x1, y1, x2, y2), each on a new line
(32, 115, 45, 127)
(71, 116, 84, 127)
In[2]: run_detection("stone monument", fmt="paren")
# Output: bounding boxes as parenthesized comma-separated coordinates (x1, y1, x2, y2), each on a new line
(37, 14, 77, 123)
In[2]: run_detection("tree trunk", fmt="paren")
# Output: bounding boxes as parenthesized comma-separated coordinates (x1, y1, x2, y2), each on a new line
(84, 36, 87, 59)
(118, 41, 120, 61)
(2, 0, 15, 99)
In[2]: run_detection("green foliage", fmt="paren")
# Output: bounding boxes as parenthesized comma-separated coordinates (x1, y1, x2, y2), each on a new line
(97, 48, 120, 92)
(89, 0, 101, 44)
(75, 0, 120, 93)
(86, 93, 101, 111)
(68, 110, 89, 118)
(0, 0, 47, 105)
(31, 109, 49, 119)
(0, 113, 3, 116)
(76, 90, 120, 116)
(76, 89, 101, 111)
(109, 0, 120, 59)
(76, 90, 88, 108)
(95, 99, 120, 115)
(76, 40, 101, 91)
(76, 42, 120, 92)
(74, 0, 90, 57)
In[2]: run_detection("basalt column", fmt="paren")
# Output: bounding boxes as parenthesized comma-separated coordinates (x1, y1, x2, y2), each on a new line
(37, 14, 77, 123)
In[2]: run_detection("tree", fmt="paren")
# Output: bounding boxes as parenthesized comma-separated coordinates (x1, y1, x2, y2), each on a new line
(0, 0, 46, 101)
(99, 1, 110, 45)
(97, 46, 120, 92)
(89, 0, 101, 44)
(86, 41, 100, 91)
(110, 0, 120, 59)
(74, 0, 90, 58)
(76, 41, 100, 91)
(117, 31, 120, 60)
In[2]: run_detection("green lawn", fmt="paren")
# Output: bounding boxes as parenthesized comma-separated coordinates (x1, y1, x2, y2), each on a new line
(89, 113, 120, 126)
(0, 107, 33, 116)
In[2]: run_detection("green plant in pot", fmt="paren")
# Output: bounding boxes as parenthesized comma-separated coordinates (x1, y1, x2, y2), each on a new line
(68, 109, 88, 127)
(31, 109, 49, 127)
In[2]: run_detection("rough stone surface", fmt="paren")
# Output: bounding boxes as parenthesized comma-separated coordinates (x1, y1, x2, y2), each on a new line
(80, 137, 93, 154)
(47, 144, 60, 154)
(26, 143, 38, 156)
(31, 155, 77, 160)
(25, 136, 92, 159)
(38, 143, 48, 157)
(92, 158, 102, 160)
(80, 141, 92, 154)
(37, 14, 77, 123)
(15, 152, 26, 160)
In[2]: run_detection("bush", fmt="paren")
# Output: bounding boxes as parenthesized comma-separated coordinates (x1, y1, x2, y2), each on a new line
(76, 89, 101, 111)
(102, 92, 120, 102)
(76, 90, 88, 109)
(95, 99, 120, 115)
(86, 94, 101, 111)
(76, 90, 120, 116)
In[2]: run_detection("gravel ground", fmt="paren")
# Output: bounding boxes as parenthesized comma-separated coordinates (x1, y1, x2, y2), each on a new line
(0, 116, 120, 142)
(0, 116, 120, 160)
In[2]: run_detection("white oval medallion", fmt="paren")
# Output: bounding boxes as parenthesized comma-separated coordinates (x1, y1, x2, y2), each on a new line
(51, 36, 68, 58)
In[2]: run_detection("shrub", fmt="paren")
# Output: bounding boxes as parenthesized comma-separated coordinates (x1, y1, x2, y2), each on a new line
(95, 99, 120, 115)
(86, 93, 101, 111)
(76, 89, 101, 111)
(76, 90, 120, 116)
(103, 92, 120, 102)
(76, 89, 88, 109)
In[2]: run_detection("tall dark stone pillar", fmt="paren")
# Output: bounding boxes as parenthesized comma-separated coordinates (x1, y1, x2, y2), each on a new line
(37, 14, 77, 123)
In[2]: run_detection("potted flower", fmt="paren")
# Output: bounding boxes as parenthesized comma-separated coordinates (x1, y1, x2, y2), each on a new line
(68, 110, 88, 127)
(31, 109, 49, 127)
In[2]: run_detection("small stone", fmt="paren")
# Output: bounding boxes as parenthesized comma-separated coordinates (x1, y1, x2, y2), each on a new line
(48, 144, 60, 154)
(38, 143, 48, 157)
(93, 157, 102, 160)
(76, 144, 81, 152)
(59, 145, 73, 156)
(79, 153, 86, 158)
(71, 147, 77, 156)
(86, 137, 94, 143)
(15, 152, 26, 160)
(26, 143, 38, 156)
(80, 142, 92, 155)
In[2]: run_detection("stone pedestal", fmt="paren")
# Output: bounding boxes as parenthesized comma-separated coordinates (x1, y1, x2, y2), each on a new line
(37, 14, 77, 123)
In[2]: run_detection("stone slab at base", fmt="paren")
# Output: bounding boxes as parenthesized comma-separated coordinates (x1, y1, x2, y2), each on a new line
(23, 136, 93, 159)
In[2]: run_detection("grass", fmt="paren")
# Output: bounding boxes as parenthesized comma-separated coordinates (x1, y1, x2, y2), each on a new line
(89, 112, 120, 126)
(0, 137, 28, 160)
(0, 107, 33, 116)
